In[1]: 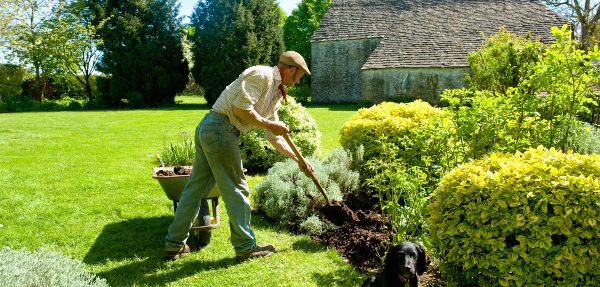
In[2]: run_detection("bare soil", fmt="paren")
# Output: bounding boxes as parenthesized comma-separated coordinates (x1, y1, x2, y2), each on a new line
(312, 191, 445, 286)
(155, 166, 192, 176)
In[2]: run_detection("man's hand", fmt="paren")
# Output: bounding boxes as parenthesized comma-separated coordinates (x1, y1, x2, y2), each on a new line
(297, 157, 314, 177)
(265, 120, 289, 136)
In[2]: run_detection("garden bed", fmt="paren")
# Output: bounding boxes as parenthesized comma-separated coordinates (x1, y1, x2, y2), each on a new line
(311, 192, 444, 286)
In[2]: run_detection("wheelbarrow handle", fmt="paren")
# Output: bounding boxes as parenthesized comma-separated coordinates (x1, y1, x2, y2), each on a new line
(282, 133, 331, 205)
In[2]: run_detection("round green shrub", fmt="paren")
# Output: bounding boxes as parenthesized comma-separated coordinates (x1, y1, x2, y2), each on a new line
(254, 148, 359, 229)
(239, 97, 320, 173)
(339, 100, 442, 162)
(427, 147, 600, 286)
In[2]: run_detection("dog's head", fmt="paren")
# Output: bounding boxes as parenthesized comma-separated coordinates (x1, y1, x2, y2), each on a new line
(383, 242, 428, 284)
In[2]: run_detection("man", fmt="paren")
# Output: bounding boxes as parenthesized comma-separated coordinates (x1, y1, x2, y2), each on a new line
(165, 51, 313, 261)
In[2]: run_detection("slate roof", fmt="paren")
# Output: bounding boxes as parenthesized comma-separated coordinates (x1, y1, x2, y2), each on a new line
(312, 0, 566, 68)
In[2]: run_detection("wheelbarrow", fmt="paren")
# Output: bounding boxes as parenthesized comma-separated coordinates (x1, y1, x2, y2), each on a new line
(152, 166, 221, 248)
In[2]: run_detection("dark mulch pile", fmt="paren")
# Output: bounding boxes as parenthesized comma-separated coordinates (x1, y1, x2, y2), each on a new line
(155, 166, 192, 176)
(312, 191, 445, 286)
(312, 207, 393, 271)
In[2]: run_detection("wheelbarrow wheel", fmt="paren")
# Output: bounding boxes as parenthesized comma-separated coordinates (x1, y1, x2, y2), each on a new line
(188, 199, 211, 250)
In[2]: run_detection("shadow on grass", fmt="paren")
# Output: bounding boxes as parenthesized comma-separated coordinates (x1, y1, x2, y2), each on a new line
(83, 215, 238, 285)
(290, 237, 327, 253)
(83, 216, 172, 265)
(312, 266, 366, 287)
(84, 213, 364, 286)
(97, 256, 238, 286)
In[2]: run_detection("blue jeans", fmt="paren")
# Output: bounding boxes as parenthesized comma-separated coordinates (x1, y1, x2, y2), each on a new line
(165, 111, 256, 255)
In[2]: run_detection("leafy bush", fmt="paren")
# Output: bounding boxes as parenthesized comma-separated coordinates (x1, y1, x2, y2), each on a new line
(254, 148, 359, 232)
(240, 97, 320, 173)
(0, 64, 25, 103)
(0, 247, 109, 287)
(0, 95, 86, 113)
(365, 162, 429, 243)
(53, 75, 88, 99)
(443, 25, 600, 159)
(299, 215, 332, 235)
(466, 28, 543, 94)
(427, 147, 600, 286)
(287, 83, 312, 104)
(340, 100, 442, 162)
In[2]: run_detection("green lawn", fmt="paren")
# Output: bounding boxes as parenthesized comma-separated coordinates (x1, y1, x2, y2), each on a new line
(0, 96, 361, 286)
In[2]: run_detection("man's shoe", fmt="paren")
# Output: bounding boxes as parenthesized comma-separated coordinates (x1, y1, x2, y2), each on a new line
(165, 244, 190, 261)
(236, 244, 275, 262)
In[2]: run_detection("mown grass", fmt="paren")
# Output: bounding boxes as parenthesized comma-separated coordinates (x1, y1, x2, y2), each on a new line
(0, 95, 362, 286)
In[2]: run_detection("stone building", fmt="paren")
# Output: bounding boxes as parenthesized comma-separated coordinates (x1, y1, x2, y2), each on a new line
(311, 0, 566, 103)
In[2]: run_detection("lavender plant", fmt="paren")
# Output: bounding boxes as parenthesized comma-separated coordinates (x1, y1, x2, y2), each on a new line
(0, 247, 109, 287)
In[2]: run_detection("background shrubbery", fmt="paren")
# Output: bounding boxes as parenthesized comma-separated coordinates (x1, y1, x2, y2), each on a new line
(239, 97, 320, 173)
(443, 26, 600, 159)
(0, 64, 26, 105)
(427, 147, 600, 286)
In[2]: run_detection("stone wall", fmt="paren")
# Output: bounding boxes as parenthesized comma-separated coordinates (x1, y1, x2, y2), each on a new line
(311, 38, 380, 103)
(362, 67, 468, 104)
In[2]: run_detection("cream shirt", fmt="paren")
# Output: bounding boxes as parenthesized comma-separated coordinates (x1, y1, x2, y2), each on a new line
(212, 66, 283, 140)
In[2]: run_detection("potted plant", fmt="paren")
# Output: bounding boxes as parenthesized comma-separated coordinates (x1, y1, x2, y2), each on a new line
(153, 130, 220, 249)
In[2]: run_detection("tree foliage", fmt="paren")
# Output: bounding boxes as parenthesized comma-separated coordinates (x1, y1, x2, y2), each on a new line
(466, 28, 544, 94)
(0, 64, 26, 103)
(0, 0, 59, 101)
(86, 0, 189, 107)
(542, 0, 600, 50)
(444, 25, 600, 157)
(46, 0, 101, 100)
(282, 0, 331, 70)
(190, 0, 284, 105)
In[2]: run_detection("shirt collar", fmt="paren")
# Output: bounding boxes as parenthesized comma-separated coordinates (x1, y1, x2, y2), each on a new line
(273, 66, 282, 83)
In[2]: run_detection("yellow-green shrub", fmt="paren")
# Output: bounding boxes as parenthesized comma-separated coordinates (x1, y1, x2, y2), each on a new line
(340, 100, 442, 161)
(427, 147, 600, 286)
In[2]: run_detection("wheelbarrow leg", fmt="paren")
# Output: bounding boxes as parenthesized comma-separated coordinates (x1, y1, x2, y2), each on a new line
(188, 198, 212, 250)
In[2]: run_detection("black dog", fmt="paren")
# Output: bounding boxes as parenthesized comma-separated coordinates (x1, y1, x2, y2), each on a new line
(362, 242, 428, 287)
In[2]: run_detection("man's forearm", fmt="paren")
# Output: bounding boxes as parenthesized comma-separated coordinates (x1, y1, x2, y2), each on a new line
(233, 107, 271, 130)
(269, 136, 298, 161)
(233, 107, 290, 136)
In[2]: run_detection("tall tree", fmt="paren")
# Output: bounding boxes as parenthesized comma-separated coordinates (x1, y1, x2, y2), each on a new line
(282, 0, 331, 69)
(86, 0, 189, 107)
(542, 0, 600, 50)
(191, 0, 284, 105)
(0, 0, 59, 100)
(47, 0, 101, 99)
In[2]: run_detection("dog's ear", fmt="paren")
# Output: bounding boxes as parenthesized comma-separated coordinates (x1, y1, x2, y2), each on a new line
(415, 243, 428, 275)
(383, 243, 399, 268)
